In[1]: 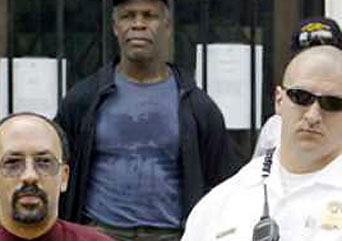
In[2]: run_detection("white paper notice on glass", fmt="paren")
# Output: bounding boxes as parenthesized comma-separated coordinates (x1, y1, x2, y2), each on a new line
(195, 43, 263, 129)
(0, 57, 66, 119)
(0, 59, 8, 118)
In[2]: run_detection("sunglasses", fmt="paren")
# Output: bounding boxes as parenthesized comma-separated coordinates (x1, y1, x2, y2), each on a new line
(284, 87, 342, 112)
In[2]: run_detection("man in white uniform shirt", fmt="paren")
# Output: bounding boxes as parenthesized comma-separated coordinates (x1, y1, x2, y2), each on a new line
(181, 45, 342, 241)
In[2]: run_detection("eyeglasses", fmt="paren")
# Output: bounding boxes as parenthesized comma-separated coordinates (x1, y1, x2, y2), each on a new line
(284, 87, 342, 112)
(0, 154, 63, 178)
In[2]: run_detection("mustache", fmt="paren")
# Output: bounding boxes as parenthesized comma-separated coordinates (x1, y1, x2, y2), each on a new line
(12, 184, 48, 204)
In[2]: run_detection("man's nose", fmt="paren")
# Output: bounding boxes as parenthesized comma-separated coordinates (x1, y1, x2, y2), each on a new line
(20, 160, 39, 184)
(303, 101, 323, 126)
(131, 15, 147, 30)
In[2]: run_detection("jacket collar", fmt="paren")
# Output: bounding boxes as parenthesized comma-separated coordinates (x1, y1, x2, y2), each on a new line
(168, 63, 197, 94)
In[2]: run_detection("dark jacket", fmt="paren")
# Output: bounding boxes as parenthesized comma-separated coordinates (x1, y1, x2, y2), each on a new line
(55, 61, 236, 224)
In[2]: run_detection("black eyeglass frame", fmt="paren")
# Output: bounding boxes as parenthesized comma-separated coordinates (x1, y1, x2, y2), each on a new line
(283, 87, 342, 112)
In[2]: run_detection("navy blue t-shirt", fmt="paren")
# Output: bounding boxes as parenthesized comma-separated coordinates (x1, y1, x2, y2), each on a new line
(85, 71, 182, 228)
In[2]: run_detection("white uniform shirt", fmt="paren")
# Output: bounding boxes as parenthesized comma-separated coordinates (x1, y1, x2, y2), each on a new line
(182, 149, 342, 241)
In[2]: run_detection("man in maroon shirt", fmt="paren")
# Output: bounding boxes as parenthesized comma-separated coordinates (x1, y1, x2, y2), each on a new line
(0, 113, 114, 241)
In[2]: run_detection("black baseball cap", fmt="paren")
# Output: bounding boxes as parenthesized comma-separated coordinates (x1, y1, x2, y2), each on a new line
(113, 0, 169, 7)
(291, 17, 342, 53)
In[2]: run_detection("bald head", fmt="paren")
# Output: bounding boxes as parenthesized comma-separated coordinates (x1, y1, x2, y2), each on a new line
(0, 115, 58, 136)
(0, 115, 63, 162)
(277, 45, 342, 174)
(283, 46, 342, 87)
(0, 113, 69, 162)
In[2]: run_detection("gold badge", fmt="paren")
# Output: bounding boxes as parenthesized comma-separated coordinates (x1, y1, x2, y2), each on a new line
(321, 201, 342, 230)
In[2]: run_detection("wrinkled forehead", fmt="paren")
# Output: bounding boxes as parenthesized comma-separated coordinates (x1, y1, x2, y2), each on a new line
(283, 46, 342, 88)
(0, 116, 62, 157)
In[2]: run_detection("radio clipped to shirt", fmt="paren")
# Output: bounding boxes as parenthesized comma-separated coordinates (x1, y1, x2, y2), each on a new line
(252, 148, 280, 241)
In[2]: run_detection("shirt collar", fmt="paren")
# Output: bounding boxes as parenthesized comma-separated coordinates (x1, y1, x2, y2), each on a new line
(314, 154, 342, 188)
(267, 148, 342, 193)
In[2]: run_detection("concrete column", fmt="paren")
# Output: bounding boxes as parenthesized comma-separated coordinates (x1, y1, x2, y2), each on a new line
(325, 0, 342, 28)
(273, 0, 300, 85)
(0, 0, 7, 56)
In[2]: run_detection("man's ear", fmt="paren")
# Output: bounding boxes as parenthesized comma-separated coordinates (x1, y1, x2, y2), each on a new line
(165, 16, 172, 35)
(275, 86, 283, 115)
(112, 10, 118, 37)
(60, 164, 70, 193)
(112, 20, 118, 37)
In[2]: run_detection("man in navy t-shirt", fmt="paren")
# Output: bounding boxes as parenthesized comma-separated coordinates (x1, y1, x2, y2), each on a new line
(55, 0, 231, 240)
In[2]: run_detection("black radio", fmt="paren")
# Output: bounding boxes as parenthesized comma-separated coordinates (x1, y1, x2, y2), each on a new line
(252, 148, 280, 241)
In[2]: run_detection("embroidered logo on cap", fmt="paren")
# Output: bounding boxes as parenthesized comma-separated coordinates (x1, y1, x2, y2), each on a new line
(301, 22, 330, 32)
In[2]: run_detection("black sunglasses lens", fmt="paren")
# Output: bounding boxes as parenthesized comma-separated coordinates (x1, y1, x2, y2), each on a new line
(287, 89, 315, 106)
(319, 96, 342, 111)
